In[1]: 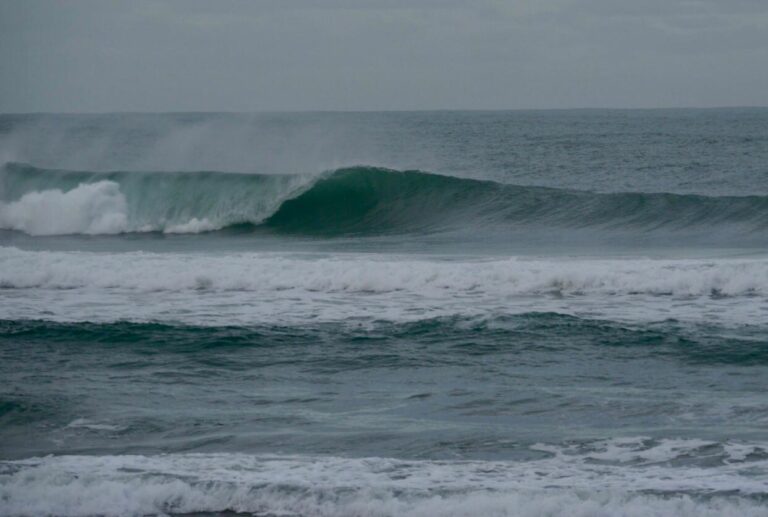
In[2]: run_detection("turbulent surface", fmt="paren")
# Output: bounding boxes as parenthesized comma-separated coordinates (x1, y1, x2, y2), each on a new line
(0, 248, 766, 326)
(0, 110, 767, 517)
(3, 448, 768, 517)
(0, 162, 307, 235)
(2, 316, 768, 514)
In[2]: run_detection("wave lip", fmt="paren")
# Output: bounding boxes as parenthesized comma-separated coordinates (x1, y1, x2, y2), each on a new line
(0, 180, 128, 236)
(2, 162, 768, 237)
(0, 162, 309, 235)
(264, 166, 768, 235)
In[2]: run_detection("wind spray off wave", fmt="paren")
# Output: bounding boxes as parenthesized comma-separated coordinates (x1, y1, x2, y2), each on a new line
(3, 111, 768, 517)
(2, 162, 767, 237)
(0, 163, 308, 235)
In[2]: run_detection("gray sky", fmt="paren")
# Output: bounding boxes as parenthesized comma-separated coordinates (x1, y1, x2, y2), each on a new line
(1, 0, 767, 112)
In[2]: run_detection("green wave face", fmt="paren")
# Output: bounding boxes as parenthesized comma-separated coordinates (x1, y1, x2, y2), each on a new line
(264, 166, 768, 236)
(1, 162, 767, 236)
(264, 167, 503, 234)
(0, 162, 308, 234)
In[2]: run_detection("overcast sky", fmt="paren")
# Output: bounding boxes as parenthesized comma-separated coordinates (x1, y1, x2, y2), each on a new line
(1, 0, 767, 112)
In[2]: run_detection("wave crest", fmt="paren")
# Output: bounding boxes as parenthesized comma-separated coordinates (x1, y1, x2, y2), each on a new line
(1, 162, 767, 236)
(0, 162, 306, 235)
(0, 181, 127, 236)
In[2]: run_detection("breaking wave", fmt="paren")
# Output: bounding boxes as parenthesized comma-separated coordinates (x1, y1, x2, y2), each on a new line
(1, 247, 765, 297)
(0, 163, 306, 235)
(2, 442, 768, 517)
(1, 162, 767, 236)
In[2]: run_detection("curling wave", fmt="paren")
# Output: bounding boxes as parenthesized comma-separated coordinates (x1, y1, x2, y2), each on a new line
(0, 162, 306, 235)
(1, 162, 767, 236)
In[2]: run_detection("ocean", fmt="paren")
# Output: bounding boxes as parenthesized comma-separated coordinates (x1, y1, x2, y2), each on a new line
(0, 109, 767, 516)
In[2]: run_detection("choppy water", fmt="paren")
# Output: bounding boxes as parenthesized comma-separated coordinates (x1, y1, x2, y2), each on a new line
(1, 110, 767, 516)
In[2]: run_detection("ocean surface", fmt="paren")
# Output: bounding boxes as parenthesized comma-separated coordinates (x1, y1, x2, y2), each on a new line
(0, 110, 767, 516)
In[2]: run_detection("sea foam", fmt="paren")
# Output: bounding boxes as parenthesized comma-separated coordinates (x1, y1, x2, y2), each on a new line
(2, 163, 767, 237)
(2, 441, 767, 517)
(0, 181, 128, 236)
(0, 248, 765, 326)
(1, 247, 764, 297)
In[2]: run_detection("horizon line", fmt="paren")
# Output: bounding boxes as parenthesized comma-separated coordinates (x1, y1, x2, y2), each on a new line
(2, 106, 768, 116)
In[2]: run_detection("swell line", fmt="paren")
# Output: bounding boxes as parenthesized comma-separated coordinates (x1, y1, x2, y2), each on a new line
(1, 162, 767, 236)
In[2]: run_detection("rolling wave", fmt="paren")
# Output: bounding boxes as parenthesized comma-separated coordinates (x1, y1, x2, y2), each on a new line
(1, 162, 767, 236)
(0, 162, 307, 235)
(1, 247, 764, 326)
(2, 314, 767, 366)
(2, 447, 768, 517)
(2, 247, 765, 297)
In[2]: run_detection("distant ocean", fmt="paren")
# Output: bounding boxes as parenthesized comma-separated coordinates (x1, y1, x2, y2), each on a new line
(1, 110, 767, 516)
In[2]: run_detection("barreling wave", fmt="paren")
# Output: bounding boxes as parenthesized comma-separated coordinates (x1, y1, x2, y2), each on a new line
(0, 162, 308, 235)
(1, 162, 767, 236)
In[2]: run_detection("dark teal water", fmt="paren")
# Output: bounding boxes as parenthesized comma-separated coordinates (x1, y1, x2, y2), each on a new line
(0, 110, 767, 516)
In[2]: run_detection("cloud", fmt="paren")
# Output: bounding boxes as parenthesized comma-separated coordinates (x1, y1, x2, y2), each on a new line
(0, 0, 766, 111)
